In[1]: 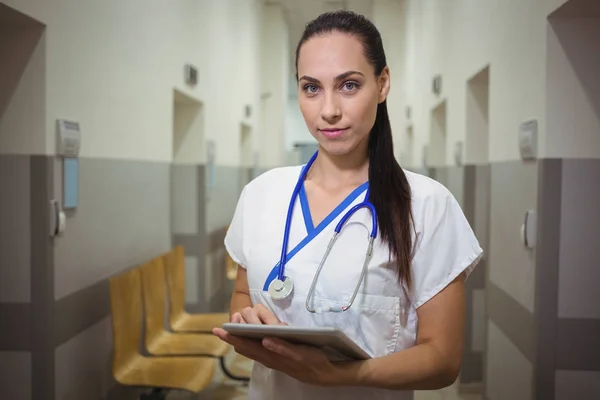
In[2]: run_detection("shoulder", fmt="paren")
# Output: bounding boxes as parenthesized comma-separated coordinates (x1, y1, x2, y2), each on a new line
(403, 169, 455, 218)
(403, 170, 483, 307)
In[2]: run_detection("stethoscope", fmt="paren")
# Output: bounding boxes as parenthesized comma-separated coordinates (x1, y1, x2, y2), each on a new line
(267, 150, 378, 314)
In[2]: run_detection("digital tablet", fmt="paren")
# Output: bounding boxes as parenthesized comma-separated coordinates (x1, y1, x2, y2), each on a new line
(221, 323, 371, 361)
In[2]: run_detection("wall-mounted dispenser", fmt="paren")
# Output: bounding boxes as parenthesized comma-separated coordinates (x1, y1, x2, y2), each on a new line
(454, 141, 463, 166)
(519, 119, 538, 161)
(56, 119, 81, 211)
(57, 119, 81, 157)
(432, 74, 442, 95)
(520, 209, 537, 249)
(184, 63, 198, 86)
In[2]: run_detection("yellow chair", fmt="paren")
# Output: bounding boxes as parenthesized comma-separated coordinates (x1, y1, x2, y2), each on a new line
(163, 245, 230, 333)
(109, 267, 215, 399)
(141, 257, 250, 382)
(140, 257, 229, 357)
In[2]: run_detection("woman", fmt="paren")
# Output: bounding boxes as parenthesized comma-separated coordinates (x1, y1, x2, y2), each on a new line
(213, 10, 483, 400)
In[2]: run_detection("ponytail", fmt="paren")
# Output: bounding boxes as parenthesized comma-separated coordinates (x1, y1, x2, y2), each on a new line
(368, 101, 414, 289)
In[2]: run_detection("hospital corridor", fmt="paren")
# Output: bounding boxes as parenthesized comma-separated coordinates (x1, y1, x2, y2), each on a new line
(1, 0, 599, 399)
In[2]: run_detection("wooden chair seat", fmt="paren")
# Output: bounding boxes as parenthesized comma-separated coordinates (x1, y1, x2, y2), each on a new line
(141, 258, 229, 358)
(170, 311, 229, 333)
(146, 331, 230, 357)
(164, 246, 229, 333)
(109, 267, 216, 395)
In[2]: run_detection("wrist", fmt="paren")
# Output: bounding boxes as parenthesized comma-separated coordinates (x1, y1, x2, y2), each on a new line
(326, 360, 372, 387)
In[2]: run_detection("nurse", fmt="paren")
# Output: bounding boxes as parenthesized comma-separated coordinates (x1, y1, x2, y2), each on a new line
(213, 9, 483, 400)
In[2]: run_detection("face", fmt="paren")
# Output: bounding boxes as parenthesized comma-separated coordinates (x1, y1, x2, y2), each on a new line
(296, 32, 390, 157)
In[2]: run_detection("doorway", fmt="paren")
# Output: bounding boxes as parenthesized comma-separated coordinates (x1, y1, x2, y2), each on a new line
(546, 0, 600, 157)
(0, 3, 46, 155)
(172, 89, 204, 165)
(466, 66, 490, 165)
(239, 123, 252, 168)
(461, 65, 491, 391)
(429, 100, 447, 167)
(239, 123, 253, 188)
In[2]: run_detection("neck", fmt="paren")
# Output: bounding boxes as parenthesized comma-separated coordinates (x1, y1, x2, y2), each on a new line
(307, 144, 369, 188)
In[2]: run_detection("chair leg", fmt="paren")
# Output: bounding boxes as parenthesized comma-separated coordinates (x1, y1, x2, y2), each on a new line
(140, 388, 167, 400)
(220, 357, 250, 383)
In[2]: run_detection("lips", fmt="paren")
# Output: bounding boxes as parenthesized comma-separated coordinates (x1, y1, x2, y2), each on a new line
(320, 128, 348, 139)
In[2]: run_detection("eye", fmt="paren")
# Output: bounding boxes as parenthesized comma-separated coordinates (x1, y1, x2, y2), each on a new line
(302, 84, 319, 94)
(341, 81, 359, 92)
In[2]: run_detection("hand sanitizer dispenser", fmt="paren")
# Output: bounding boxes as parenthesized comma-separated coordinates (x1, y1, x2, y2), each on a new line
(519, 120, 538, 161)
(56, 119, 81, 157)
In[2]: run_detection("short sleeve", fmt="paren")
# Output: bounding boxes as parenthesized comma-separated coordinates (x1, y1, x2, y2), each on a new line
(224, 186, 248, 269)
(411, 189, 483, 309)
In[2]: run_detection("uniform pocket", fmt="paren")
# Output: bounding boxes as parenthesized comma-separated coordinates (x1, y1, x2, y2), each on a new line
(336, 293, 402, 357)
(249, 287, 402, 359)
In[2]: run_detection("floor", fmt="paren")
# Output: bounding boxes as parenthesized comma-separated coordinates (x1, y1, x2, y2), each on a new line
(167, 350, 483, 400)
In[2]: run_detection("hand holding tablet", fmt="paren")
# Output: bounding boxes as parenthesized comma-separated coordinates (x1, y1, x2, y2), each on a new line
(221, 323, 371, 361)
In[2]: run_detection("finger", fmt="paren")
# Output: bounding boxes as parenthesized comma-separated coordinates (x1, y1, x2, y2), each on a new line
(255, 304, 281, 325)
(262, 337, 303, 362)
(228, 336, 275, 363)
(230, 313, 244, 324)
(241, 307, 262, 324)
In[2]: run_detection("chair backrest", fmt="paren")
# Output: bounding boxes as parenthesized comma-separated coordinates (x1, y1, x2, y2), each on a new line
(164, 246, 186, 328)
(109, 267, 143, 374)
(140, 257, 167, 346)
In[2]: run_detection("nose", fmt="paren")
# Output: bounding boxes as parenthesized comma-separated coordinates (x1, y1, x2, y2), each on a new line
(320, 92, 341, 122)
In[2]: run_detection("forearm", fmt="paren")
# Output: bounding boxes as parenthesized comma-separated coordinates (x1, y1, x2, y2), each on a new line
(333, 342, 460, 391)
(229, 290, 253, 317)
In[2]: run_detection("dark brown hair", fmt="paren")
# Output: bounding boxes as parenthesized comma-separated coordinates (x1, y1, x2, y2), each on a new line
(295, 10, 415, 289)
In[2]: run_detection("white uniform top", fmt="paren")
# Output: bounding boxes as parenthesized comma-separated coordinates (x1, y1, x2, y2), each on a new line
(224, 164, 483, 400)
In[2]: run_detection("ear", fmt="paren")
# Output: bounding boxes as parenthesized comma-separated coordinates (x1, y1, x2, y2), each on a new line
(378, 66, 391, 104)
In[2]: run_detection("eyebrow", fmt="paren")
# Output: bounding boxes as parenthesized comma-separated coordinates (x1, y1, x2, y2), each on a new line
(299, 70, 364, 84)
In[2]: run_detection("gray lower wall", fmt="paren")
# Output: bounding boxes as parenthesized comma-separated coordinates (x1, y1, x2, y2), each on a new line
(0, 351, 31, 400)
(540, 159, 600, 399)
(0, 156, 253, 399)
(171, 164, 251, 314)
(432, 159, 600, 400)
(430, 165, 488, 386)
(51, 157, 171, 400)
(487, 160, 538, 400)
(4, 154, 599, 399)
(52, 157, 171, 300)
(0, 155, 31, 303)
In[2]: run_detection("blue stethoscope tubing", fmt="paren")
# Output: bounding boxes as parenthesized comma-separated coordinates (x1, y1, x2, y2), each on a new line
(267, 150, 378, 313)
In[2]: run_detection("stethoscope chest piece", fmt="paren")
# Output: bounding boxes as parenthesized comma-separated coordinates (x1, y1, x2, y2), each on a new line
(268, 276, 294, 300)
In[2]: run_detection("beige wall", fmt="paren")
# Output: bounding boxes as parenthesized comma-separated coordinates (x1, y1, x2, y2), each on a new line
(389, 0, 569, 166)
(0, 0, 285, 167)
